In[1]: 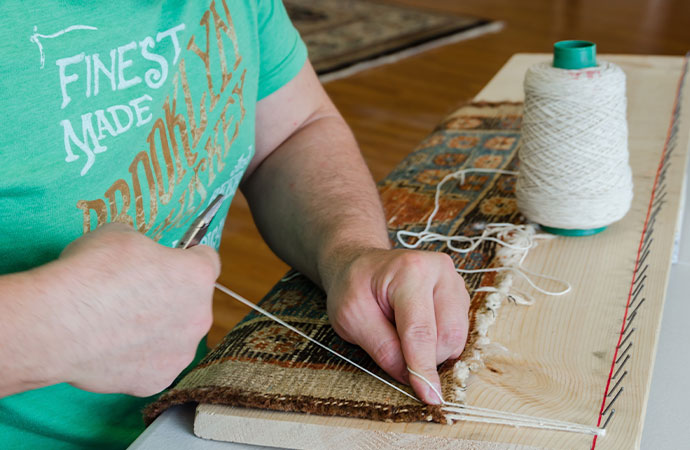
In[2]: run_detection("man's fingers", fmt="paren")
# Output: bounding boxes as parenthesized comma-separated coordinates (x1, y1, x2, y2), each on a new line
(336, 302, 407, 384)
(434, 270, 470, 364)
(391, 282, 443, 405)
(361, 313, 408, 385)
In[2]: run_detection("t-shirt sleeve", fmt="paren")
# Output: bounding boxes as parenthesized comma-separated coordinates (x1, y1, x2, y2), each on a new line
(256, 0, 308, 100)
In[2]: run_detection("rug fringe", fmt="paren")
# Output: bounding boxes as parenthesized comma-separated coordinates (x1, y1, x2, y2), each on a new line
(451, 224, 537, 402)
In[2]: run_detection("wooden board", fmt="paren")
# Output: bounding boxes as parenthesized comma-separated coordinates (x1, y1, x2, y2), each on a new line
(193, 54, 690, 450)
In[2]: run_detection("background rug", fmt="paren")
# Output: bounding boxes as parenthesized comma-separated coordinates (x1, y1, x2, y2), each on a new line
(145, 102, 527, 425)
(285, 0, 503, 81)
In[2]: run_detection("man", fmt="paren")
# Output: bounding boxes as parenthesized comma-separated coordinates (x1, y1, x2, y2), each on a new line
(0, 0, 469, 447)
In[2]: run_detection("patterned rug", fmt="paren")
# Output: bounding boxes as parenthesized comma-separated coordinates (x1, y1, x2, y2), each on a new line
(145, 102, 524, 424)
(285, 0, 500, 80)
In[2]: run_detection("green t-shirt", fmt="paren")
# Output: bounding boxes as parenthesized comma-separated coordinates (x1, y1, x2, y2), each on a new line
(0, 0, 307, 448)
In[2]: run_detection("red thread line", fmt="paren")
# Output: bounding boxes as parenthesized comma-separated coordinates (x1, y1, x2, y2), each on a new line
(591, 54, 689, 450)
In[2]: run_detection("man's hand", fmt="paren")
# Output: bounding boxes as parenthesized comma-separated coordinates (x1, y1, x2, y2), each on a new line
(244, 61, 471, 404)
(324, 248, 469, 404)
(27, 223, 219, 397)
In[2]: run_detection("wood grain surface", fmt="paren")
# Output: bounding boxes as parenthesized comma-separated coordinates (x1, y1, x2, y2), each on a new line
(196, 54, 690, 449)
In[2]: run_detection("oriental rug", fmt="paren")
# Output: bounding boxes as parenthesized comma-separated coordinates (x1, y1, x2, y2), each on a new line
(284, 0, 502, 81)
(145, 102, 525, 425)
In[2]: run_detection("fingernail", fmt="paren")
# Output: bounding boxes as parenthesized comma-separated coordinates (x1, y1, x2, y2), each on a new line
(427, 384, 443, 404)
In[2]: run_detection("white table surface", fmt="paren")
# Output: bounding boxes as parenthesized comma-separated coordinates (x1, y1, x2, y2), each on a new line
(130, 158, 690, 450)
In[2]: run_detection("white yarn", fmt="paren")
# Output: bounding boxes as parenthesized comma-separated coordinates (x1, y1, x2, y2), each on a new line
(407, 368, 604, 436)
(397, 168, 571, 304)
(519, 61, 633, 229)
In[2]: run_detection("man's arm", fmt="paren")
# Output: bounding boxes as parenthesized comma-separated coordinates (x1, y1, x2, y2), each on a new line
(0, 224, 219, 398)
(243, 61, 470, 404)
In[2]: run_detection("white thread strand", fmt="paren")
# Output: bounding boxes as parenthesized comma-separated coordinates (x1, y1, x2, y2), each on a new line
(395, 168, 571, 303)
(397, 169, 519, 251)
(280, 272, 301, 282)
(458, 266, 571, 297)
(407, 368, 604, 436)
(519, 61, 633, 229)
(214, 282, 603, 436)
(213, 283, 418, 403)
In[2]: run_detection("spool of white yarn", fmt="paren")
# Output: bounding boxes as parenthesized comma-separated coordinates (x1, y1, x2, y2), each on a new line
(517, 59, 633, 231)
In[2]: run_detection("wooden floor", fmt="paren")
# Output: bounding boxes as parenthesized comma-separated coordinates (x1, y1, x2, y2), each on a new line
(210, 0, 690, 346)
